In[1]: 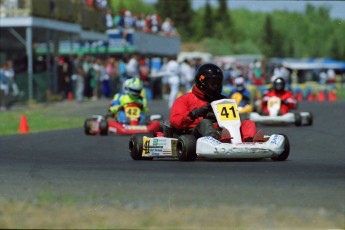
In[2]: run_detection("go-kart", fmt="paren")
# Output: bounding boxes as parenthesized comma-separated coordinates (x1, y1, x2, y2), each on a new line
(84, 103, 163, 135)
(129, 98, 290, 161)
(249, 96, 313, 126)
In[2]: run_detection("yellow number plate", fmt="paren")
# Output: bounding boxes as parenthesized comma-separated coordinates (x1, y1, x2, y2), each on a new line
(268, 98, 280, 108)
(216, 103, 239, 121)
(124, 107, 141, 119)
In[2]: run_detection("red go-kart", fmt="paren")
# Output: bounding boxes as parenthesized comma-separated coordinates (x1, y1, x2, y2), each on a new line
(84, 103, 163, 135)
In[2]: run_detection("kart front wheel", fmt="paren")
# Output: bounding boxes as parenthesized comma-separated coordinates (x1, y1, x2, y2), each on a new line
(129, 135, 144, 160)
(271, 134, 290, 161)
(84, 119, 94, 135)
(176, 135, 197, 161)
(129, 135, 153, 160)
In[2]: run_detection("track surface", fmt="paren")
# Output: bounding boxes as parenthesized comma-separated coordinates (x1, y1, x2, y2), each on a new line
(0, 100, 344, 213)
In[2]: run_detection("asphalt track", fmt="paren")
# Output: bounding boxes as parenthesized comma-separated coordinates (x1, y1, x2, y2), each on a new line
(0, 99, 344, 214)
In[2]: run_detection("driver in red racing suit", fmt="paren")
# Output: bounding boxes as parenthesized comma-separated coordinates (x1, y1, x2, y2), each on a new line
(261, 77, 297, 115)
(170, 63, 256, 142)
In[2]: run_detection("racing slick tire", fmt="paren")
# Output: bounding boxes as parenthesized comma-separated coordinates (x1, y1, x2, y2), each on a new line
(271, 134, 290, 161)
(176, 135, 197, 161)
(294, 113, 302, 126)
(84, 118, 94, 135)
(129, 135, 153, 160)
(306, 112, 313, 126)
(99, 120, 108, 136)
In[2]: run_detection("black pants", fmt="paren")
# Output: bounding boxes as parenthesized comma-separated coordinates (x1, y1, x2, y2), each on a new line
(191, 119, 219, 139)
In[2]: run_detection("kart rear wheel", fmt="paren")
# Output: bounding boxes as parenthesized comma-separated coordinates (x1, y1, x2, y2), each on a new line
(84, 119, 94, 135)
(294, 113, 302, 126)
(176, 135, 197, 161)
(99, 120, 108, 136)
(271, 134, 290, 161)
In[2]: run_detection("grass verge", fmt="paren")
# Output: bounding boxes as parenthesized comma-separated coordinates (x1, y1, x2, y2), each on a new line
(0, 105, 84, 135)
(0, 199, 343, 229)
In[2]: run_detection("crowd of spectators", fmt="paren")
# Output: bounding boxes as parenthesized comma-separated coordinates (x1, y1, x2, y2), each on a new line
(105, 9, 178, 37)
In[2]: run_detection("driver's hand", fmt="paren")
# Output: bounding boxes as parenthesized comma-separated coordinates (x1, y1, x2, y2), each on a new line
(205, 112, 216, 120)
(188, 105, 211, 120)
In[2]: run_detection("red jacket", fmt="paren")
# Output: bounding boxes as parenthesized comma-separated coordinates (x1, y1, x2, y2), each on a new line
(262, 89, 297, 115)
(170, 86, 256, 140)
(170, 86, 207, 130)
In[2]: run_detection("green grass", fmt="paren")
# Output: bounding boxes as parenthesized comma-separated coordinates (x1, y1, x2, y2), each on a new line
(336, 87, 345, 100)
(0, 107, 83, 135)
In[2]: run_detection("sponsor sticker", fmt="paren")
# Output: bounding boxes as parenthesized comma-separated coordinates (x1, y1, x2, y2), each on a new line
(201, 136, 222, 145)
(126, 125, 147, 130)
(270, 135, 283, 145)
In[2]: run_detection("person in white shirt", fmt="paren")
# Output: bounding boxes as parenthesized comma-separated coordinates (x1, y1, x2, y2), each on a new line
(165, 55, 180, 108)
(126, 54, 139, 79)
(326, 68, 336, 84)
(272, 64, 290, 83)
(179, 59, 194, 93)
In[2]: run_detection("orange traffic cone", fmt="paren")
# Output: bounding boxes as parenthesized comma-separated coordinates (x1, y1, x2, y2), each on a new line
(307, 93, 314, 102)
(67, 91, 73, 101)
(317, 91, 326, 102)
(328, 91, 337, 102)
(19, 115, 29, 134)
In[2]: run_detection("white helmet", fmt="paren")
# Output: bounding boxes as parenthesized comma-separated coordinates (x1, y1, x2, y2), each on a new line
(124, 77, 143, 97)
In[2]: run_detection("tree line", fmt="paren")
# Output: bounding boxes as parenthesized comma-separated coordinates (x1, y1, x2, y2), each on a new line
(109, 0, 345, 60)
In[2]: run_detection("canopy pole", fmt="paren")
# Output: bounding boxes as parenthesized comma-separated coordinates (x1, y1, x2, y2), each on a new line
(26, 26, 33, 101)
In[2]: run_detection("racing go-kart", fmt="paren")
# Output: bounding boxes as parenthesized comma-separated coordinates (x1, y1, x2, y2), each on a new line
(84, 103, 163, 135)
(129, 98, 290, 161)
(249, 96, 313, 126)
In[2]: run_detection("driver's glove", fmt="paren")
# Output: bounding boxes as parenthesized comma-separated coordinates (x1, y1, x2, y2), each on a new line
(188, 105, 210, 120)
(281, 100, 288, 105)
(205, 112, 216, 120)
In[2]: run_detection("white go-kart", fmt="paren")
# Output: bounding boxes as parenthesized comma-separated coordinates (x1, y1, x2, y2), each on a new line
(129, 98, 290, 161)
(249, 97, 313, 126)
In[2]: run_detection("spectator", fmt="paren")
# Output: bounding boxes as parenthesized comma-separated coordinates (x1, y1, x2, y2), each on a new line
(165, 55, 180, 108)
(126, 53, 140, 79)
(327, 68, 336, 84)
(272, 63, 290, 83)
(92, 58, 103, 99)
(105, 9, 114, 29)
(0, 63, 9, 111)
(252, 61, 265, 86)
(180, 59, 194, 93)
(103, 58, 115, 98)
(319, 69, 327, 85)
(72, 55, 85, 103)
(161, 17, 173, 35)
(3, 60, 19, 97)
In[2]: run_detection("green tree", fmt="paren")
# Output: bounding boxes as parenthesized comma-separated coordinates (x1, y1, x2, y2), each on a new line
(203, 0, 213, 38)
(216, 0, 230, 27)
(156, 0, 194, 39)
(262, 15, 273, 57)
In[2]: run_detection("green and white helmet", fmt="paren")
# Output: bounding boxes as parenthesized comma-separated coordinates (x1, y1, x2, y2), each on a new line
(124, 77, 143, 97)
